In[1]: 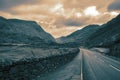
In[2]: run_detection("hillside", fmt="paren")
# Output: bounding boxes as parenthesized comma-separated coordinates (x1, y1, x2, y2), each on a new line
(0, 16, 55, 46)
(86, 14, 120, 48)
(57, 24, 100, 46)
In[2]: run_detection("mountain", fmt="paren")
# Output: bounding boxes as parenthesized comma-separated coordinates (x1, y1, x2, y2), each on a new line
(86, 14, 120, 48)
(85, 14, 120, 57)
(0, 16, 55, 45)
(57, 24, 100, 46)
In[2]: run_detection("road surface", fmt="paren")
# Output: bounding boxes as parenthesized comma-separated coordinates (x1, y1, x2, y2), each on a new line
(35, 48, 120, 80)
(81, 48, 120, 80)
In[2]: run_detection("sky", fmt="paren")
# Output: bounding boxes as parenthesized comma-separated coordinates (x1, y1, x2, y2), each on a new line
(0, 0, 120, 38)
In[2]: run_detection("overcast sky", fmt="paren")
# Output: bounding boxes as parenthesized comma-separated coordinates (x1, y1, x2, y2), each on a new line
(0, 0, 120, 38)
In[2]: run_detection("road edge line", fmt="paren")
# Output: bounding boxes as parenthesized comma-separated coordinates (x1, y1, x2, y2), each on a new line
(80, 50, 83, 80)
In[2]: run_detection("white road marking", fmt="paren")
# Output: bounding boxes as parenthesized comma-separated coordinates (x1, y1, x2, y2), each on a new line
(109, 64, 120, 72)
(81, 73, 83, 80)
(80, 51, 83, 80)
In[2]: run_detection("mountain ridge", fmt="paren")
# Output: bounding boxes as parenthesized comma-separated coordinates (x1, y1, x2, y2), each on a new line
(56, 24, 100, 46)
(0, 16, 55, 45)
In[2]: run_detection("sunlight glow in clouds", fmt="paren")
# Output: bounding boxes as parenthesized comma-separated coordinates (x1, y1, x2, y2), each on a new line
(75, 12, 82, 18)
(110, 11, 119, 16)
(51, 3, 64, 15)
(84, 6, 100, 17)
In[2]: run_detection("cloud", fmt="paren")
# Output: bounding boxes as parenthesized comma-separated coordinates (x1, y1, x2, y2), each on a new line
(108, 0, 120, 11)
(63, 19, 84, 26)
(110, 11, 119, 16)
(53, 15, 89, 27)
(0, 0, 39, 11)
(83, 6, 100, 17)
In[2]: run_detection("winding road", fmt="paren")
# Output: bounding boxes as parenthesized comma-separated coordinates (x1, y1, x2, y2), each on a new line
(35, 48, 120, 80)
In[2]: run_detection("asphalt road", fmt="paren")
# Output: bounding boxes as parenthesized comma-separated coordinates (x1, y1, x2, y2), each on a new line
(81, 48, 120, 80)
(35, 48, 120, 80)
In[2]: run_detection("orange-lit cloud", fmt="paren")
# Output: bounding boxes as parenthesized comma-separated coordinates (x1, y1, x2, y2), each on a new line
(0, 0, 120, 38)
(83, 6, 100, 17)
